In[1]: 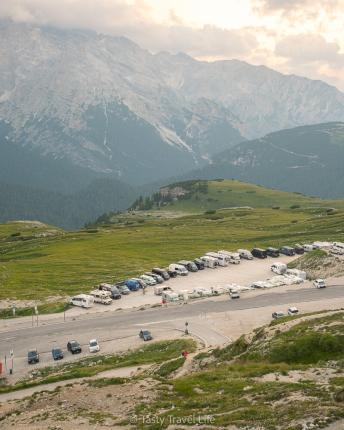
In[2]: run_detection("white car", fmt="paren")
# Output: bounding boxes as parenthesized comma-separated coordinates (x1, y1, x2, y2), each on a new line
(89, 339, 100, 353)
(140, 275, 157, 286)
(230, 291, 240, 299)
(288, 307, 299, 315)
(313, 279, 326, 288)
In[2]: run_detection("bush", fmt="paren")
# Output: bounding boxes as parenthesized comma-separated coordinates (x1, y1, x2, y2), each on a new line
(290, 205, 301, 209)
(156, 357, 186, 377)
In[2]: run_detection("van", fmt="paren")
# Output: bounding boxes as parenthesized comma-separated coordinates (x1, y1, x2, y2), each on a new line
(200, 256, 217, 268)
(125, 279, 141, 291)
(294, 244, 305, 255)
(152, 268, 170, 280)
(303, 244, 314, 252)
(90, 290, 112, 305)
(98, 283, 122, 300)
(154, 285, 173, 296)
(206, 252, 228, 266)
(178, 260, 199, 272)
(238, 249, 253, 260)
(194, 258, 205, 270)
(167, 268, 178, 278)
(70, 294, 94, 308)
(266, 247, 280, 257)
(271, 262, 287, 275)
(251, 248, 267, 259)
(162, 291, 180, 302)
(145, 272, 164, 283)
(168, 263, 188, 276)
(280, 246, 295, 256)
(140, 275, 157, 285)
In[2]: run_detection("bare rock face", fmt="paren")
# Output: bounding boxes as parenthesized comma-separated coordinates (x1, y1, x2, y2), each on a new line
(1, 20, 344, 186)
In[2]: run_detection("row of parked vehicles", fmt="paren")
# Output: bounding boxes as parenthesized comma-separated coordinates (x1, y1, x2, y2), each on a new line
(27, 330, 153, 365)
(69, 242, 319, 308)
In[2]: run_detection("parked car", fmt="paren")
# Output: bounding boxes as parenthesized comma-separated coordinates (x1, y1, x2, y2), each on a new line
(139, 330, 153, 341)
(272, 311, 286, 319)
(280, 246, 295, 256)
(52, 347, 64, 361)
(139, 275, 157, 285)
(238, 249, 253, 260)
(98, 283, 122, 299)
(167, 268, 178, 278)
(288, 307, 299, 315)
(230, 291, 240, 299)
(251, 248, 267, 259)
(152, 268, 170, 280)
(27, 349, 39, 364)
(116, 284, 130, 295)
(145, 272, 164, 283)
(130, 278, 147, 289)
(266, 247, 280, 257)
(314, 279, 326, 289)
(303, 244, 314, 252)
(89, 339, 100, 353)
(125, 279, 142, 290)
(67, 340, 82, 354)
(178, 260, 199, 272)
(294, 244, 305, 255)
(194, 258, 205, 269)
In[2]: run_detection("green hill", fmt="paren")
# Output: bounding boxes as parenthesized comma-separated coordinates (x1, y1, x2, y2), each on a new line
(129, 179, 344, 214)
(188, 122, 344, 199)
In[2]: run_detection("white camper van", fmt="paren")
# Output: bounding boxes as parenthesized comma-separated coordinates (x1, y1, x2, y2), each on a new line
(200, 256, 217, 268)
(238, 249, 253, 260)
(168, 263, 188, 276)
(162, 291, 179, 302)
(271, 262, 287, 275)
(206, 252, 228, 266)
(70, 294, 94, 308)
(90, 290, 112, 305)
(219, 250, 241, 264)
(154, 285, 173, 296)
(303, 244, 314, 252)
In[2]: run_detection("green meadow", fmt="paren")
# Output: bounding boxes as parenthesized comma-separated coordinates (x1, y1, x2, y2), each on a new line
(1, 180, 344, 300)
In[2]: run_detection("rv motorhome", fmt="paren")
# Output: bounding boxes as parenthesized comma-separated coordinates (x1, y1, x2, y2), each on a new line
(206, 252, 228, 266)
(70, 294, 94, 308)
(90, 290, 112, 305)
(271, 262, 287, 275)
(168, 263, 188, 276)
(200, 256, 218, 268)
(218, 250, 240, 264)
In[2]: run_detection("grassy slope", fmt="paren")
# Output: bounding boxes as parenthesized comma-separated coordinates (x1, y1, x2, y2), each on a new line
(154, 179, 344, 213)
(1, 181, 344, 300)
(135, 312, 344, 430)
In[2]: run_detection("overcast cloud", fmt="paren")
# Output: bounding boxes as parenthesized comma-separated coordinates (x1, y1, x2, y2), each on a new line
(0, 0, 343, 90)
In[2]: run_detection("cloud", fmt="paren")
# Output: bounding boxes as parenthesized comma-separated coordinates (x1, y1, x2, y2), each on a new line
(259, 0, 341, 13)
(275, 34, 343, 65)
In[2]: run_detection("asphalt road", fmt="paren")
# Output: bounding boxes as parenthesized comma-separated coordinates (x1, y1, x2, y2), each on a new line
(1, 285, 343, 372)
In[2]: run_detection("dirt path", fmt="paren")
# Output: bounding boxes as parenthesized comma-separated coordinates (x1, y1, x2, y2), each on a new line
(0, 364, 151, 403)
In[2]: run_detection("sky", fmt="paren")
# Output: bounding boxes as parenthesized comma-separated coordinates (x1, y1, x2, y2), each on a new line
(1, 0, 343, 90)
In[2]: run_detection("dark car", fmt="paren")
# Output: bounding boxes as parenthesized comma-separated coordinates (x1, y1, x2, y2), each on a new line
(27, 349, 39, 364)
(167, 268, 178, 278)
(178, 260, 198, 272)
(194, 258, 205, 270)
(294, 244, 305, 255)
(139, 330, 153, 341)
(67, 340, 82, 354)
(98, 283, 122, 300)
(251, 248, 267, 259)
(280, 246, 295, 256)
(152, 268, 170, 280)
(117, 284, 130, 295)
(52, 347, 64, 361)
(145, 272, 164, 284)
(266, 247, 280, 257)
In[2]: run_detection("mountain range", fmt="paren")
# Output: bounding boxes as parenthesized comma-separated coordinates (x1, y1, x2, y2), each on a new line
(1, 20, 344, 226)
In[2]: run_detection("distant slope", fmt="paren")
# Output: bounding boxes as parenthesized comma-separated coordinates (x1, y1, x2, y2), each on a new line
(191, 122, 344, 199)
(129, 179, 344, 214)
(0, 179, 137, 229)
